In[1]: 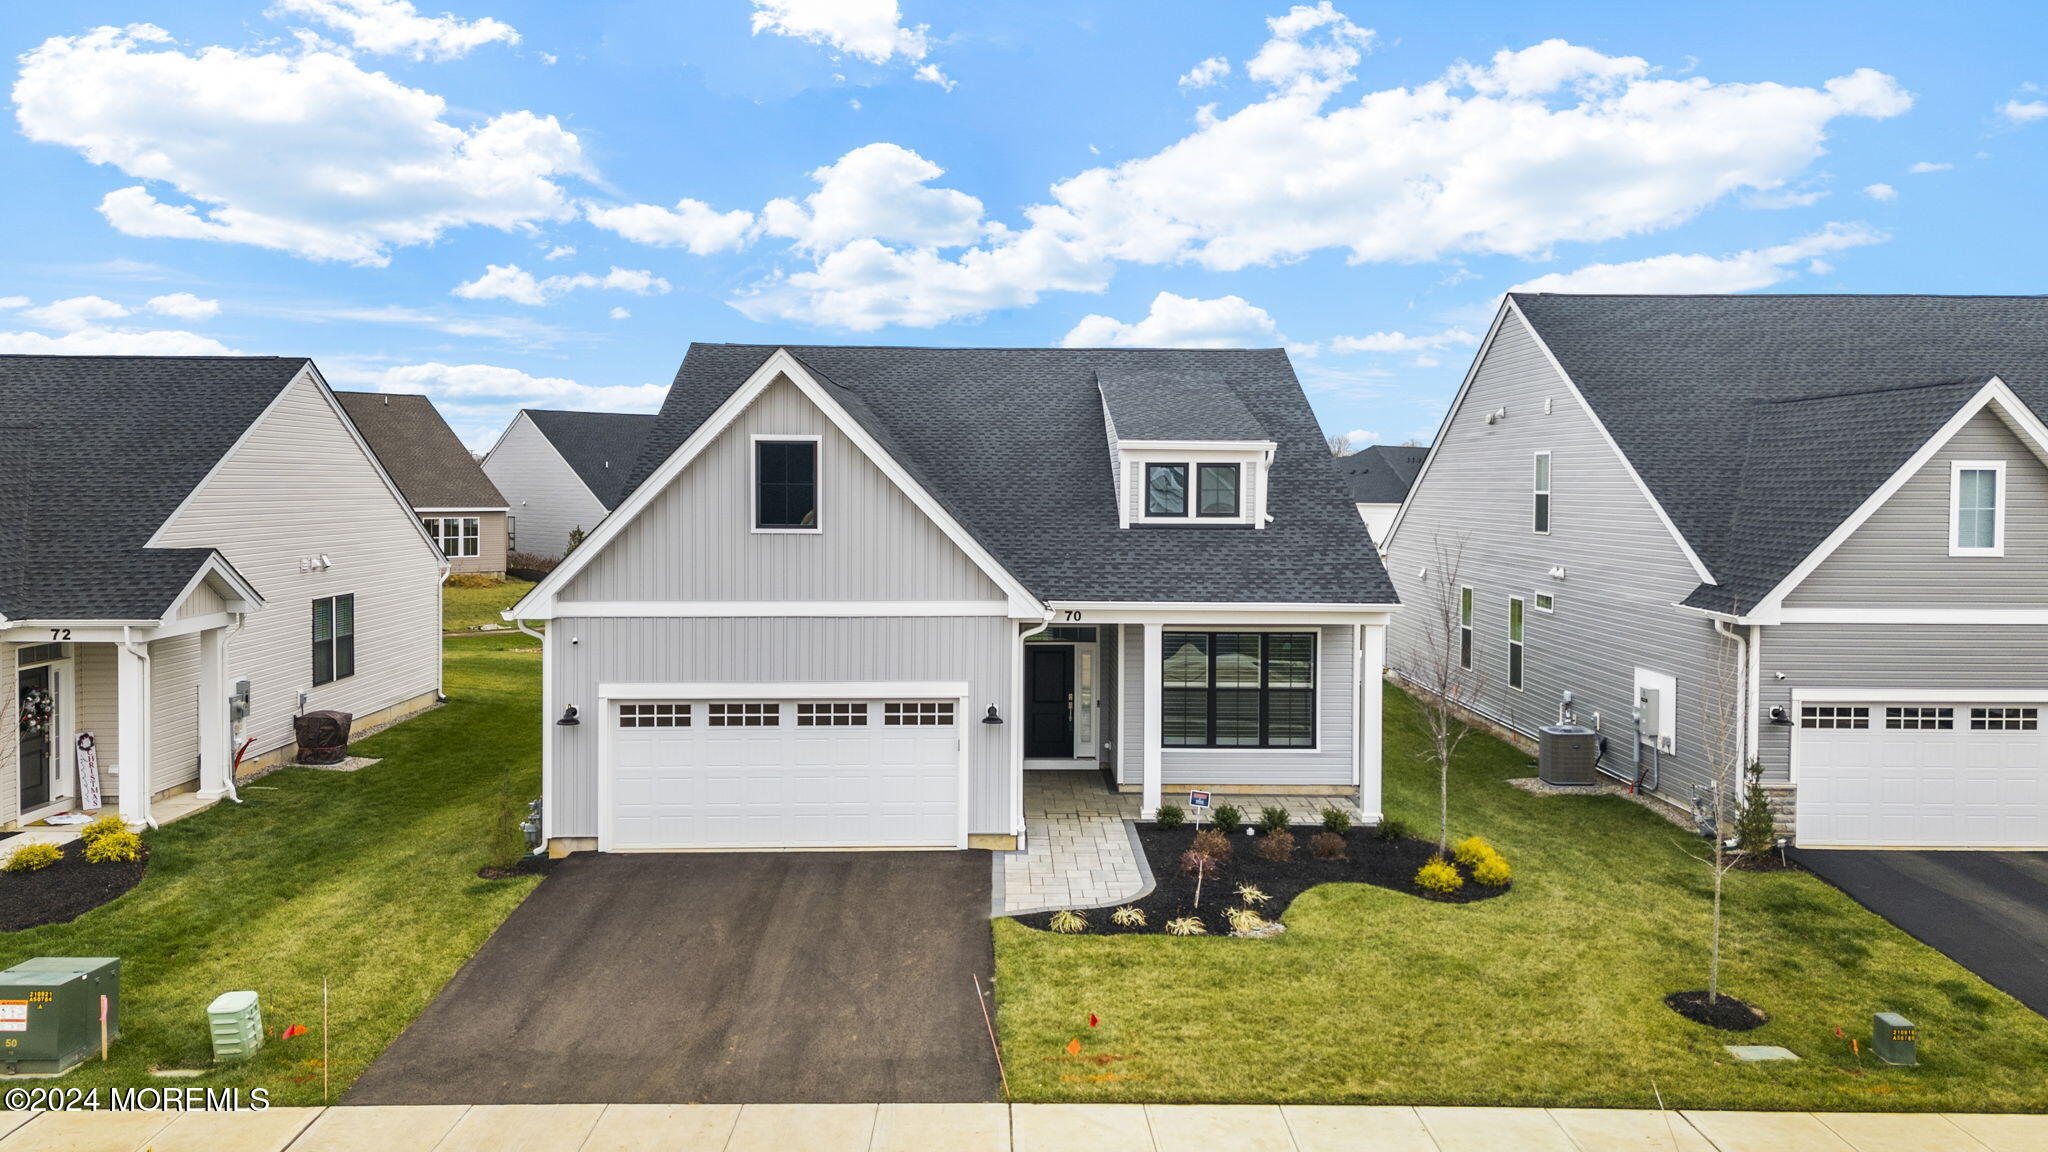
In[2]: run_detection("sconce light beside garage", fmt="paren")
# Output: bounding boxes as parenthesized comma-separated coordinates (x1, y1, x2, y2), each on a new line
(1768, 705, 1792, 726)
(982, 705, 1004, 725)
(557, 706, 581, 726)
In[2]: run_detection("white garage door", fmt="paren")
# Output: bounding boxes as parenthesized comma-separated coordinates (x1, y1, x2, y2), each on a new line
(1796, 702, 2048, 847)
(607, 696, 963, 850)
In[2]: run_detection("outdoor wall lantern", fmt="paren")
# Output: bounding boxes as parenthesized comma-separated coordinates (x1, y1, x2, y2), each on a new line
(557, 705, 581, 726)
(982, 705, 1004, 725)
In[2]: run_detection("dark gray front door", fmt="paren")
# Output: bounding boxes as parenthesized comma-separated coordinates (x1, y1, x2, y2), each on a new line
(18, 665, 52, 810)
(1025, 646, 1074, 758)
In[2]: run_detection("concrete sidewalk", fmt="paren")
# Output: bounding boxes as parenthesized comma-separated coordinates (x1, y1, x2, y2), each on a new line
(3, 1103, 2045, 1151)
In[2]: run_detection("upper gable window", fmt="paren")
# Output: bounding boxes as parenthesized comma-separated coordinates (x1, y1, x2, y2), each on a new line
(754, 437, 820, 533)
(1532, 452, 1552, 534)
(1951, 461, 2003, 556)
(1139, 458, 1249, 523)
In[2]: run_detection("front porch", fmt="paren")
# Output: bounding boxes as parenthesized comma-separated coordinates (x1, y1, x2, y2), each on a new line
(0, 789, 223, 852)
(992, 770, 1366, 916)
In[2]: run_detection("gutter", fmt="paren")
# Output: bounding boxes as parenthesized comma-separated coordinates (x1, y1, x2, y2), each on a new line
(436, 561, 452, 702)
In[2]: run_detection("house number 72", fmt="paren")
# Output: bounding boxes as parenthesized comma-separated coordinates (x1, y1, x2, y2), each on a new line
(48, 628, 71, 641)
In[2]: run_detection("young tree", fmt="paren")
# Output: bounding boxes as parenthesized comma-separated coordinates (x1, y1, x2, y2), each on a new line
(1326, 432, 1354, 456)
(1693, 621, 1760, 1006)
(1402, 535, 1485, 855)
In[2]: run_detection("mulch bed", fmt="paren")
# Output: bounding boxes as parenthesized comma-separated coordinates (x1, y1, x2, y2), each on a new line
(0, 842, 148, 931)
(1012, 823, 1509, 936)
(1665, 989, 1770, 1031)
(476, 853, 558, 880)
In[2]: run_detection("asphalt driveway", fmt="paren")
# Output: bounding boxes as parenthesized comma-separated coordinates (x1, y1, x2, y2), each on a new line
(347, 851, 1000, 1104)
(1793, 849, 2048, 1017)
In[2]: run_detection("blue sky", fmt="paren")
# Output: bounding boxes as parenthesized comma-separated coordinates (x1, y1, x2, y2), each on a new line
(5, 0, 2046, 450)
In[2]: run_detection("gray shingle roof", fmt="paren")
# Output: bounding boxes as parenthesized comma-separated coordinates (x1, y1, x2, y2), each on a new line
(1336, 444, 1429, 505)
(624, 345, 1395, 605)
(524, 410, 659, 510)
(336, 392, 506, 510)
(0, 355, 302, 620)
(1508, 294, 2048, 613)
(1098, 368, 1266, 441)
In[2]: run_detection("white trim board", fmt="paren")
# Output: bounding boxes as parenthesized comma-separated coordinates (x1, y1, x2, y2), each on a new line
(551, 601, 1013, 618)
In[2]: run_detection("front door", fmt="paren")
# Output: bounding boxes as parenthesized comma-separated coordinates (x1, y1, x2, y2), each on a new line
(17, 665, 53, 810)
(1025, 646, 1075, 758)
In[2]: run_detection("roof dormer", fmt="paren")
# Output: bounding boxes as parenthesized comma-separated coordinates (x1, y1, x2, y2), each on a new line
(1098, 368, 1276, 529)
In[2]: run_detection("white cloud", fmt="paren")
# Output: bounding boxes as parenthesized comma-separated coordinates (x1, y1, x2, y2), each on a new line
(1244, 2, 1375, 99)
(1179, 56, 1231, 89)
(267, 0, 518, 60)
(1863, 182, 1897, 201)
(609, 306, 630, 320)
(1907, 161, 1952, 173)
(0, 326, 237, 355)
(1508, 222, 1886, 294)
(24, 295, 130, 330)
(362, 361, 665, 434)
(585, 198, 757, 255)
(452, 263, 671, 306)
(1342, 428, 1379, 445)
(749, 0, 948, 87)
(0, 297, 28, 310)
(1325, 327, 1481, 355)
(15, 24, 587, 265)
(543, 244, 576, 260)
(146, 292, 221, 320)
(735, 229, 1109, 330)
(761, 143, 986, 253)
(1999, 99, 2048, 123)
(1061, 291, 1281, 348)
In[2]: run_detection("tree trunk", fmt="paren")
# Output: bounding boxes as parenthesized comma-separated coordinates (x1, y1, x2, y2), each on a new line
(1708, 852, 1724, 1005)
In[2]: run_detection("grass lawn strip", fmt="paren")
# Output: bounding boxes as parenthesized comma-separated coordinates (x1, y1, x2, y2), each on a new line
(994, 681, 2048, 1111)
(442, 578, 535, 633)
(0, 634, 541, 1103)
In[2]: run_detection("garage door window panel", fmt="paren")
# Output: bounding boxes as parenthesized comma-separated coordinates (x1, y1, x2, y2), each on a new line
(798, 702, 868, 726)
(1972, 706, 2038, 731)
(709, 702, 780, 726)
(620, 703, 690, 727)
(884, 701, 954, 725)
(1885, 706, 1953, 731)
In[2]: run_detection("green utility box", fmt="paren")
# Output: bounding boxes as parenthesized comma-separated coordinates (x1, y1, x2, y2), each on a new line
(1873, 1011, 1918, 1066)
(207, 990, 264, 1061)
(0, 957, 121, 1076)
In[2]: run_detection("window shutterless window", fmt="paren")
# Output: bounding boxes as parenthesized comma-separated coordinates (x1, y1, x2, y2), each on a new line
(312, 594, 355, 686)
(1145, 463, 1188, 517)
(421, 516, 482, 558)
(1196, 463, 1241, 517)
(1161, 631, 1315, 748)
(1533, 452, 1551, 534)
(1507, 597, 1525, 690)
(1459, 586, 1473, 671)
(1951, 461, 2003, 555)
(755, 439, 819, 530)
(1533, 592, 1555, 613)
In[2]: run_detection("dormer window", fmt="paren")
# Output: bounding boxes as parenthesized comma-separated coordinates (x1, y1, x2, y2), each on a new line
(1197, 463, 1240, 517)
(1098, 368, 1271, 528)
(1140, 459, 1249, 522)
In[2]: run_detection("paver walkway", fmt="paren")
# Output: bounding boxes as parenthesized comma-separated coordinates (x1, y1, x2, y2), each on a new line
(992, 771, 1364, 916)
(4, 1103, 2044, 1151)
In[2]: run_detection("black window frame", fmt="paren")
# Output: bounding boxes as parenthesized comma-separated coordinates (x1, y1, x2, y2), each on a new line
(1161, 631, 1316, 749)
(1195, 462, 1242, 518)
(1507, 596, 1525, 691)
(312, 594, 355, 687)
(1458, 586, 1474, 671)
(754, 439, 820, 531)
(1145, 463, 1188, 517)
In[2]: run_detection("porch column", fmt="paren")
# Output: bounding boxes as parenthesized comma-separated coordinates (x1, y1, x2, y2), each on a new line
(1141, 622, 1163, 819)
(1358, 622, 1386, 821)
(196, 626, 229, 799)
(115, 641, 150, 824)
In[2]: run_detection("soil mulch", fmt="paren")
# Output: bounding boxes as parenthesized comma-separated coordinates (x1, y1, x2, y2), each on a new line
(476, 853, 558, 880)
(1012, 824, 1509, 936)
(0, 841, 148, 931)
(1665, 989, 1770, 1031)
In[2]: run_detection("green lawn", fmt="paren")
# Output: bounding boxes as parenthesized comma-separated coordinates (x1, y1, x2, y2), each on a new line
(0, 634, 541, 1104)
(995, 682, 2048, 1111)
(442, 577, 535, 632)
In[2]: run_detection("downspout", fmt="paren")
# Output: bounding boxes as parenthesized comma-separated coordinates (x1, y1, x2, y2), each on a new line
(221, 610, 249, 803)
(1713, 620, 1751, 770)
(1012, 612, 1055, 842)
(120, 626, 158, 829)
(515, 617, 548, 847)
(435, 561, 452, 701)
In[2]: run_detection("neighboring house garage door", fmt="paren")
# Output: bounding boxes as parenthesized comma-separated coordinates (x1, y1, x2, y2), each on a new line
(605, 691, 966, 850)
(1795, 702, 2048, 848)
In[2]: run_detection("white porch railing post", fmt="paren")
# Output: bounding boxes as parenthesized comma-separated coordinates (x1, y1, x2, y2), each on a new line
(116, 642, 149, 824)
(197, 626, 229, 799)
(1141, 623, 1163, 819)
(1358, 622, 1386, 822)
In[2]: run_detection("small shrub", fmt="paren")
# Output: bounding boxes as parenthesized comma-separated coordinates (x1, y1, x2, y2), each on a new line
(1472, 853, 1512, 887)
(1111, 905, 1147, 928)
(1452, 836, 1498, 867)
(1224, 906, 1267, 934)
(1309, 831, 1347, 860)
(1049, 909, 1089, 934)
(1178, 849, 1221, 879)
(78, 813, 127, 845)
(1164, 917, 1207, 936)
(506, 550, 559, 574)
(1211, 804, 1243, 834)
(446, 573, 504, 589)
(1733, 759, 1777, 860)
(1320, 807, 1352, 836)
(83, 830, 142, 865)
(1235, 883, 1270, 906)
(564, 526, 588, 555)
(1254, 828, 1295, 863)
(1415, 856, 1464, 893)
(3, 842, 63, 873)
(1374, 817, 1412, 843)
(1257, 805, 1291, 834)
(1190, 828, 1233, 863)
(1155, 803, 1185, 830)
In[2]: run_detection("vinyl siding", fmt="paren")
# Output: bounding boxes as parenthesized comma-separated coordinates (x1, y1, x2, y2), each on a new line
(1787, 409, 2048, 607)
(1386, 311, 1729, 804)
(75, 644, 119, 773)
(177, 581, 227, 620)
(152, 370, 444, 762)
(483, 413, 612, 561)
(145, 633, 202, 791)
(559, 378, 1004, 604)
(430, 510, 508, 576)
(1117, 623, 1357, 787)
(548, 616, 1014, 837)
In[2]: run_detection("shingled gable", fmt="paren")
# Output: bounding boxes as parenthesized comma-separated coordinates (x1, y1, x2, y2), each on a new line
(521, 409, 659, 510)
(335, 392, 507, 510)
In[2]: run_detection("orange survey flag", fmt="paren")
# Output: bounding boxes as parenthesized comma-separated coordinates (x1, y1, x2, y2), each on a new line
(282, 1024, 309, 1040)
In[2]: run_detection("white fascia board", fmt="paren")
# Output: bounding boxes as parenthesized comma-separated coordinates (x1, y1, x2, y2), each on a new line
(3, 620, 163, 638)
(599, 680, 971, 700)
(1751, 377, 2046, 618)
(416, 506, 511, 514)
(1047, 601, 1397, 626)
(509, 348, 1044, 620)
(550, 601, 1014, 618)
(1793, 687, 2048, 704)
(1117, 438, 1278, 453)
(167, 552, 267, 615)
(1775, 607, 2048, 625)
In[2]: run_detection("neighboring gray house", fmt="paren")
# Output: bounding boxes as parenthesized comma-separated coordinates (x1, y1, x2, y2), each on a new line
(336, 392, 510, 577)
(1335, 444, 1428, 545)
(1387, 294, 2048, 849)
(481, 409, 656, 560)
(3, 356, 447, 832)
(509, 345, 1396, 854)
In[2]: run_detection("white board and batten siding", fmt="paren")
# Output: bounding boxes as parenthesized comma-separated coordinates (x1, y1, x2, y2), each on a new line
(151, 369, 444, 762)
(1386, 310, 1729, 801)
(483, 413, 612, 560)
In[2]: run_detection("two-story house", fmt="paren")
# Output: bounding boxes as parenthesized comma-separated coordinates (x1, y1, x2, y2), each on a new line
(481, 409, 657, 561)
(337, 391, 511, 578)
(508, 344, 1397, 854)
(1388, 294, 2048, 849)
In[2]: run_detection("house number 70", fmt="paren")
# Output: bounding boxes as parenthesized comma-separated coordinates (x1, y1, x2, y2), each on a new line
(1060, 610, 1084, 622)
